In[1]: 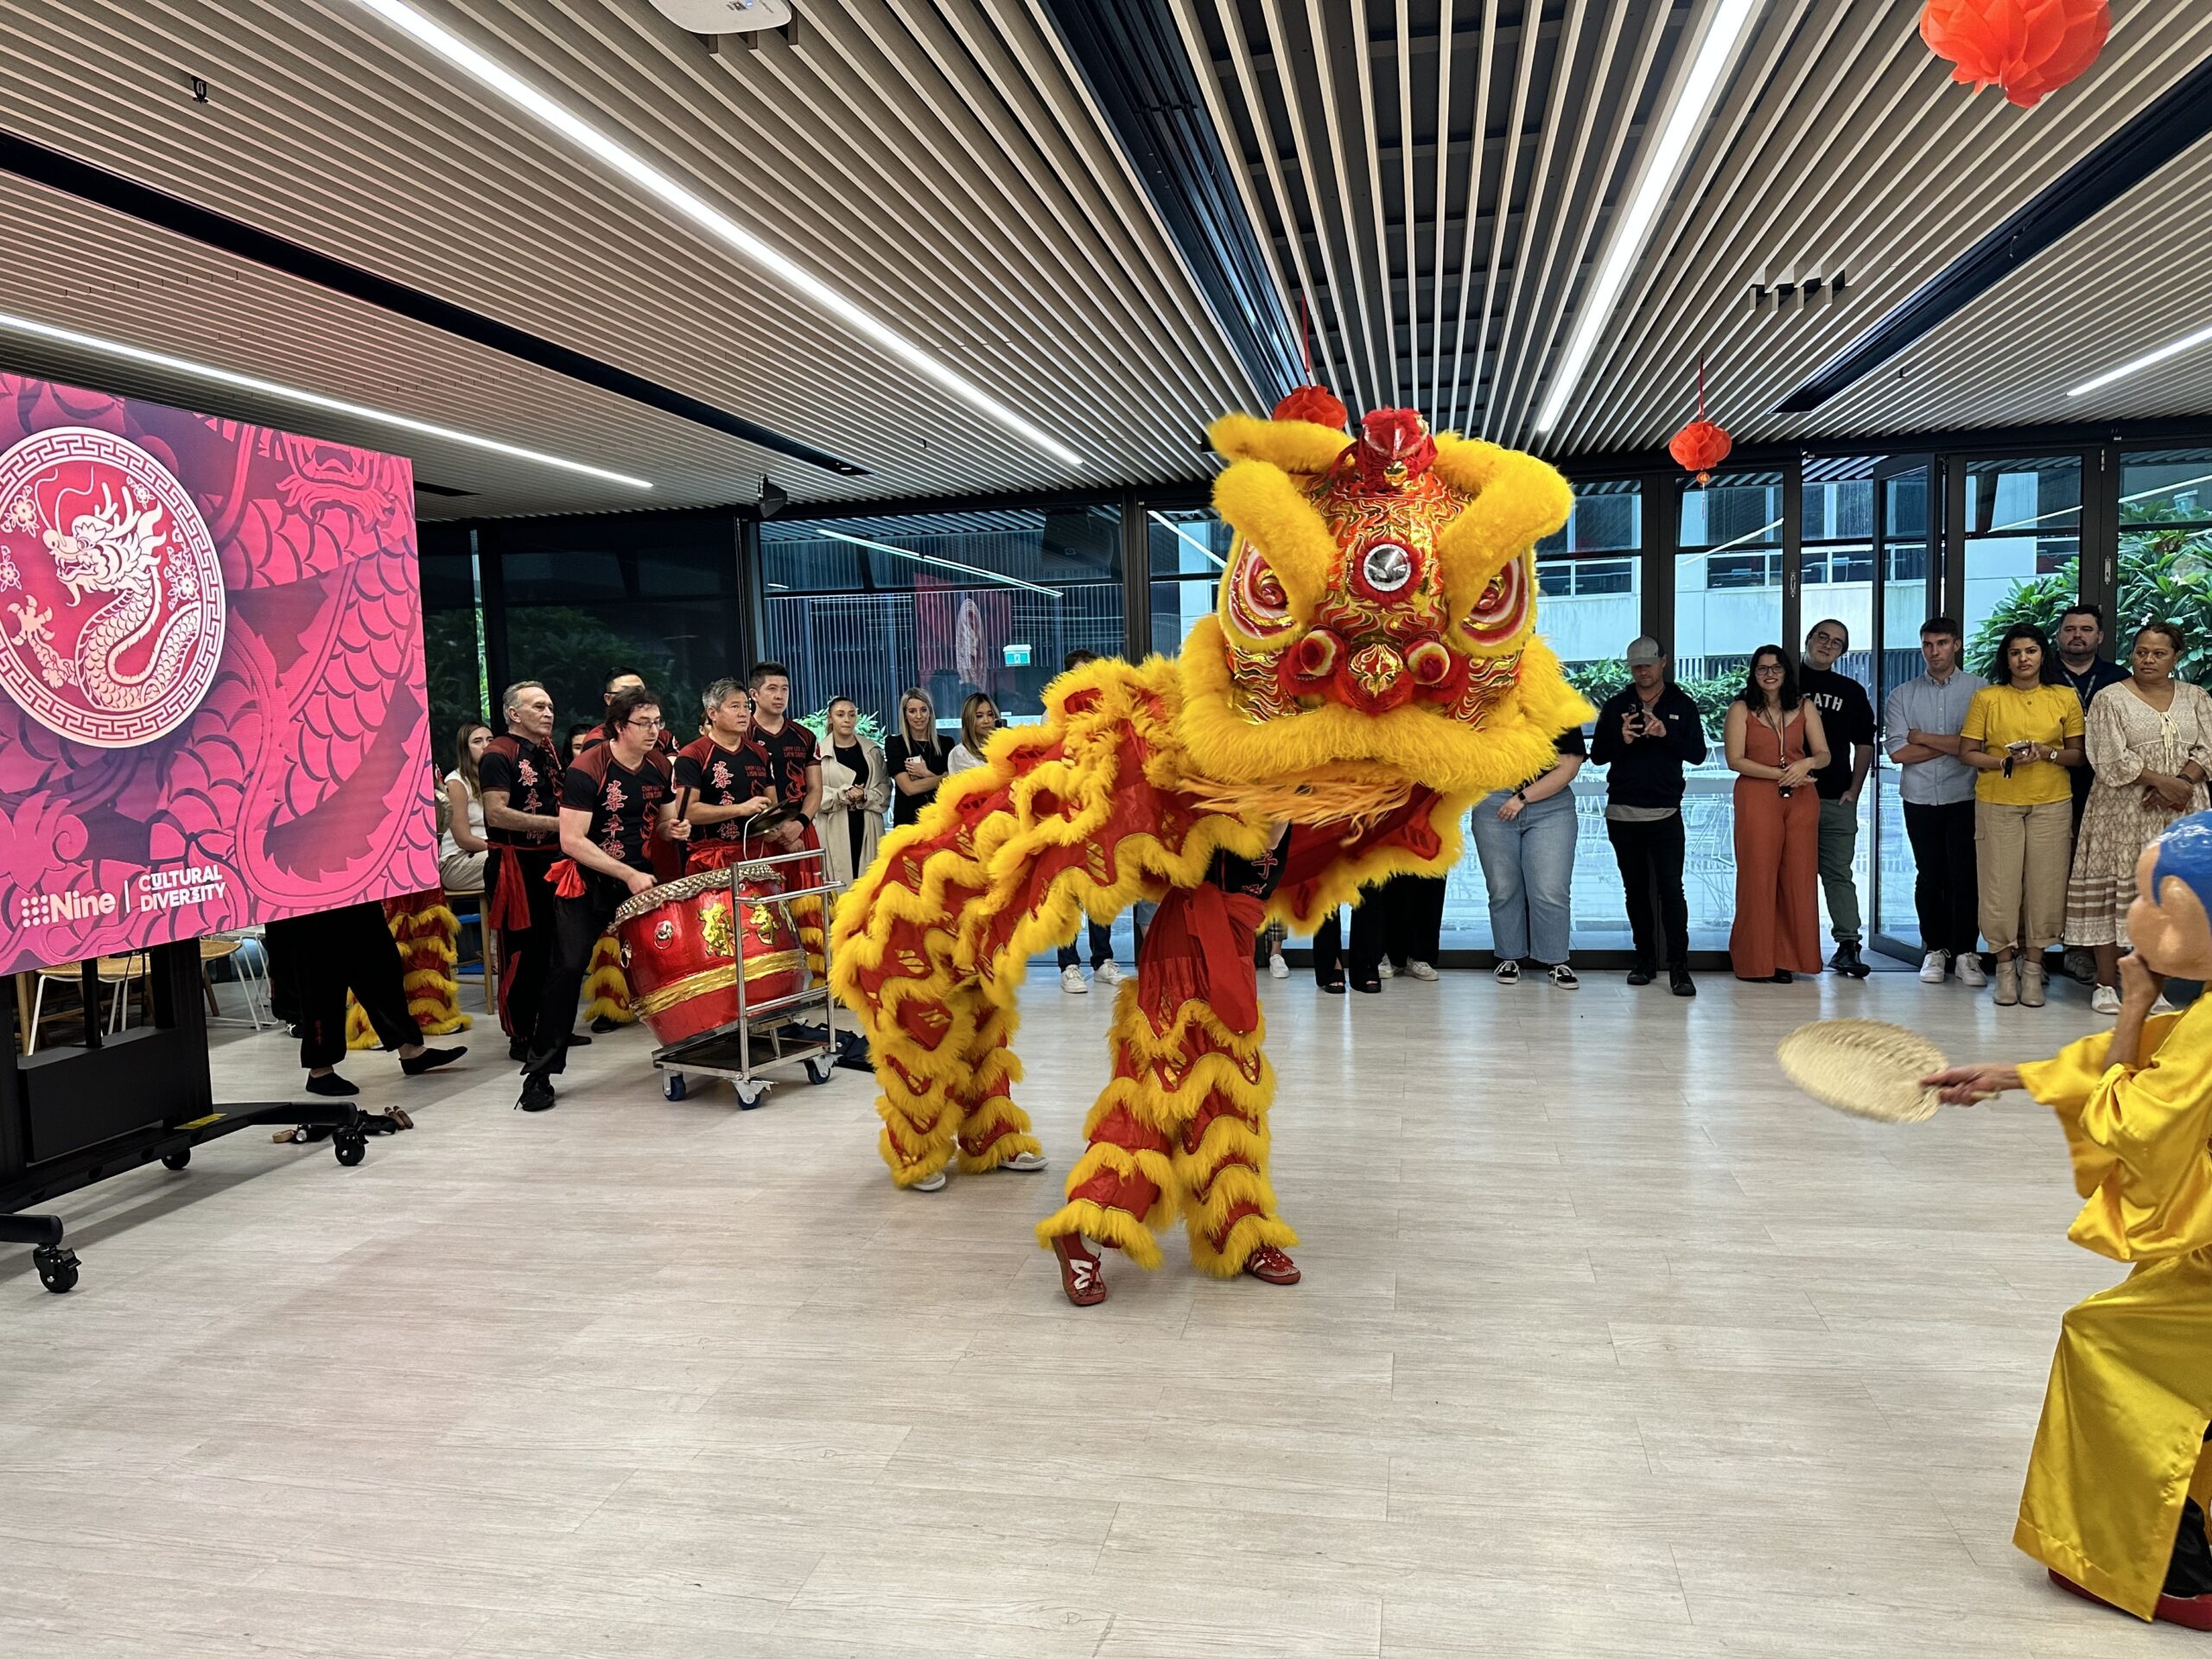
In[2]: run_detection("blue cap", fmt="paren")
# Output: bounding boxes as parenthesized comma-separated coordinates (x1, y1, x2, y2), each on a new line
(2151, 810, 2212, 917)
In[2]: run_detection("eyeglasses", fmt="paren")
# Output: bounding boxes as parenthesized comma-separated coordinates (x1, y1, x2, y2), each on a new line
(1808, 632, 1846, 648)
(625, 715, 664, 729)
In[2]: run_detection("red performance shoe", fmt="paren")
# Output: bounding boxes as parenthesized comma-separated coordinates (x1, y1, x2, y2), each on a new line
(1243, 1243, 1301, 1286)
(1052, 1234, 1108, 1306)
(2049, 1569, 2212, 1631)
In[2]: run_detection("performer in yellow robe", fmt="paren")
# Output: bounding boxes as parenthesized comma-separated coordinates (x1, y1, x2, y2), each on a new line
(1928, 814, 2212, 1630)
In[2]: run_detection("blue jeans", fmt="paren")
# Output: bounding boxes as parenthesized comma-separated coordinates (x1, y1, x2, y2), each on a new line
(1470, 790, 1577, 963)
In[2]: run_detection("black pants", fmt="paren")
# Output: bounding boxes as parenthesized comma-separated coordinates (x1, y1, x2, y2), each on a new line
(264, 903, 416, 1071)
(1903, 799, 1980, 958)
(523, 871, 629, 1078)
(1312, 906, 1386, 983)
(490, 847, 558, 1039)
(1605, 814, 1689, 971)
(1369, 874, 1446, 967)
(1057, 920, 1114, 969)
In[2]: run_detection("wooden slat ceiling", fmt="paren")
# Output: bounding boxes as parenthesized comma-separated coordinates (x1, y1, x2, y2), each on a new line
(0, 0, 2206, 523)
(1185, 0, 2212, 456)
(0, 0, 1257, 515)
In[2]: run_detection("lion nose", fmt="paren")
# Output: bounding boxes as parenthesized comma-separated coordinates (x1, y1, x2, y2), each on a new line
(1347, 641, 1405, 700)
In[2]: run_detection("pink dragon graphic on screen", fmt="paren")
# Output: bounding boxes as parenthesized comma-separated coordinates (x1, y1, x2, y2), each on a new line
(0, 372, 438, 973)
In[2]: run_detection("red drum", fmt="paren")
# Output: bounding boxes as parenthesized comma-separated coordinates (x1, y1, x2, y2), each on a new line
(613, 866, 810, 1046)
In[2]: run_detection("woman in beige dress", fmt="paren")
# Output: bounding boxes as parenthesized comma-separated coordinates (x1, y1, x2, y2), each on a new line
(816, 696, 890, 888)
(2064, 622, 2212, 1013)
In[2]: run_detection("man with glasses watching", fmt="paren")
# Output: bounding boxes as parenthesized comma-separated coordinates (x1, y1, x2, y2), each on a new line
(1798, 619, 1878, 978)
(515, 684, 685, 1113)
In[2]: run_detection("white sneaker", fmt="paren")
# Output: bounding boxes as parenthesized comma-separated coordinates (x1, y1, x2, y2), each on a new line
(1493, 960, 1521, 986)
(1919, 950, 1947, 984)
(1002, 1150, 1049, 1172)
(1405, 960, 1440, 981)
(2092, 983, 2122, 1015)
(1268, 950, 1290, 980)
(1547, 963, 1580, 990)
(2153, 994, 2179, 1014)
(1957, 954, 1987, 988)
(1095, 960, 1126, 986)
(1377, 960, 1397, 980)
(1060, 964, 1089, 995)
(912, 1170, 947, 1192)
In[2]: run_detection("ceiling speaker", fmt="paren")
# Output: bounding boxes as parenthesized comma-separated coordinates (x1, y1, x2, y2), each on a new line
(646, 0, 792, 33)
(757, 479, 791, 518)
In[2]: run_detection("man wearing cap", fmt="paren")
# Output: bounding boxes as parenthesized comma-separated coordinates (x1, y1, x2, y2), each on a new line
(1589, 637, 1707, 996)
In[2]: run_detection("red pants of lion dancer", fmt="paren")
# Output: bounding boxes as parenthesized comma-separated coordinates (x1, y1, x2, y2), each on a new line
(1035, 874, 1298, 1283)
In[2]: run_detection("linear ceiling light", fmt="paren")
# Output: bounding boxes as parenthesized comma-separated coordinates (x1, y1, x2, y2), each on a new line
(1533, 0, 1763, 435)
(348, 0, 1084, 471)
(2069, 321, 2212, 397)
(816, 527, 1062, 597)
(0, 308, 650, 487)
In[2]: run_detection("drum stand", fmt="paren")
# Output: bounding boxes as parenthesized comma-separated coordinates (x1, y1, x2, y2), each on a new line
(652, 849, 842, 1109)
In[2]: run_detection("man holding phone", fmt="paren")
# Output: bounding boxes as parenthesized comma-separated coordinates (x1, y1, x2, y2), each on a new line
(1590, 637, 1708, 996)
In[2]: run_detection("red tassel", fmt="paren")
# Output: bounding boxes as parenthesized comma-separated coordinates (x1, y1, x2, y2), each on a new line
(549, 857, 587, 899)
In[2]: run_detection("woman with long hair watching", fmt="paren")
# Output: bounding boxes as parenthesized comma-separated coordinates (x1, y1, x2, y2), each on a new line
(1961, 621, 2085, 1007)
(816, 695, 890, 887)
(884, 685, 950, 828)
(1723, 645, 1829, 982)
(441, 719, 493, 893)
(949, 693, 999, 774)
(2064, 620, 2212, 1013)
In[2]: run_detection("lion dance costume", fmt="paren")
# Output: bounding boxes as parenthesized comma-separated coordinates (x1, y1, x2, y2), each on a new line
(831, 389, 1590, 1302)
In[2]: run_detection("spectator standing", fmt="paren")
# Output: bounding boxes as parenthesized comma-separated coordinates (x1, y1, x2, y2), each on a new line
(816, 696, 890, 890)
(883, 686, 950, 829)
(1724, 646, 1830, 982)
(1367, 875, 1446, 982)
(949, 694, 998, 773)
(441, 721, 492, 893)
(1470, 724, 1586, 988)
(1796, 619, 1878, 978)
(1961, 624, 2084, 1007)
(1885, 617, 1988, 986)
(1589, 636, 1708, 997)
(2052, 603, 2131, 984)
(2065, 622, 2212, 1012)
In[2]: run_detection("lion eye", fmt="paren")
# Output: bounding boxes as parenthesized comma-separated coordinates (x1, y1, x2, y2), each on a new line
(1224, 541, 1296, 642)
(1459, 556, 1530, 651)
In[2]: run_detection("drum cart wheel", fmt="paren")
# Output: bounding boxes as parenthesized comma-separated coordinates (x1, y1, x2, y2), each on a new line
(661, 1071, 688, 1102)
(803, 1054, 836, 1086)
(333, 1128, 367, 1167)
(734, 1077, 769, 1110)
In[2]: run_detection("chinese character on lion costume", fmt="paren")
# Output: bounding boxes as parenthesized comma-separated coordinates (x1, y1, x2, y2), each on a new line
(830, 388, 1591, 1305)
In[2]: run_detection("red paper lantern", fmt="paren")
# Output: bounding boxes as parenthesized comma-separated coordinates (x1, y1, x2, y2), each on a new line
(1920, 0, 2110, 110)
(1669, 419, 1732, 486)
(1669, 359, 1731, 486)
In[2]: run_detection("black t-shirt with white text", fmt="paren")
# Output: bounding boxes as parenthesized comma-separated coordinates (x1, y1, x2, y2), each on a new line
(1796, 665, 1876, 801)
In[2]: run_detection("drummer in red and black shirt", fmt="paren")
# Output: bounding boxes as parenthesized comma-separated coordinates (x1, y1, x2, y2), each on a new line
(478, 680, 567, 1058)
(746, 660, 823, 855)
(587, 669, 687, 880)
(516, 684, 687, 1112)
(674, 677, 779, 872)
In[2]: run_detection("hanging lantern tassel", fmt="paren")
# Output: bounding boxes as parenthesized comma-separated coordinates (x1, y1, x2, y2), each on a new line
(1669, 359, 1732, 486)
(1919, 0, 2110, 111)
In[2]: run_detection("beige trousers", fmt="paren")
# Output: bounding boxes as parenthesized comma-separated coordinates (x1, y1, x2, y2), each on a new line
(1974, 798, 2072, 954)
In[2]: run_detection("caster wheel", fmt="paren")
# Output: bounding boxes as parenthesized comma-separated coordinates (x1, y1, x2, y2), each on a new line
(804, 1056, 835, 1085)
(661, 1072, 687, 1102)
(734, 1080, 768, 1109)
(33, 1246, 79, 1294)
(333, 1131, 366, 1167)
(161, 1149, 191, 1171)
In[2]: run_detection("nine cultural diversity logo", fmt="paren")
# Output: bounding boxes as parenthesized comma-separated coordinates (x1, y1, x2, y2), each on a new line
(0, 427, 227, 748)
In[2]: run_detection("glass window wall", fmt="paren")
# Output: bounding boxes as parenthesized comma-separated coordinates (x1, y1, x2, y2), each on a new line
(1961, 455, 2082, 677)
(2120, 448, 2212, 680)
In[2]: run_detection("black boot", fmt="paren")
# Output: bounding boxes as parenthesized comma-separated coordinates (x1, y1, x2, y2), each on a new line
(1828, 942, 1872, 979)
(2168, 1497, 2212, 1599)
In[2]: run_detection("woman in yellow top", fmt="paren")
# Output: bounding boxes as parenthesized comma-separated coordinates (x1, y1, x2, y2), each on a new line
(1961, 623, 2086, 1007)
(1926, 815, 2212, 1630)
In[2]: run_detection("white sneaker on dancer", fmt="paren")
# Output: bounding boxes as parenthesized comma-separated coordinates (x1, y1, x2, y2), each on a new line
(1268, 950, 1290, 980)
(1096, 960, 1127, 986)
(1061, 964, 1089, 994)
(912, 1170, 947, 1192)
(1002, 1150, 1049, 1171)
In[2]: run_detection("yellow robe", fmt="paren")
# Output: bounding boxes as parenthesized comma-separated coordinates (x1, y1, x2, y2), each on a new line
(2016, 1006, 2212, 1618)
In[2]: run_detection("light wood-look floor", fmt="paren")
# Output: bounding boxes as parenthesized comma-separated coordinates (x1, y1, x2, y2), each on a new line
(0, 965, 2185, 1656)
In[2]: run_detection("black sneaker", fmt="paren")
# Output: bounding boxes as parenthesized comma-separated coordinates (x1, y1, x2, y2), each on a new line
(590, 1015, 619, 1034)
(1828, 943, 1871, 979)
(304, 1072, 359, 1097)
(401, 1046, 466, 1077)
(1626, 964, 1656, 987)
(1669, 969, 1697, 998)
(568, 1031, 594, 1046)
(1547, 963, 1580, 990)
(508, 1038, 531, 1063)
(515, 1074, 556, 1113)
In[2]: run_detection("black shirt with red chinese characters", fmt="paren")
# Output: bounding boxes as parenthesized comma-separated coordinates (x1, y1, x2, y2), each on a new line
(1209, 826, 1291, 902)
(560, 744, 673, 872)
(477, 734, 565, 849)
(749, 716, 819, 810)
(673, 735, 776, 847)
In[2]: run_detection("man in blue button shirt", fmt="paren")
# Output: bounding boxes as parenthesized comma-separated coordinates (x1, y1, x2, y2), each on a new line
(1885, 616, 1987, 985)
